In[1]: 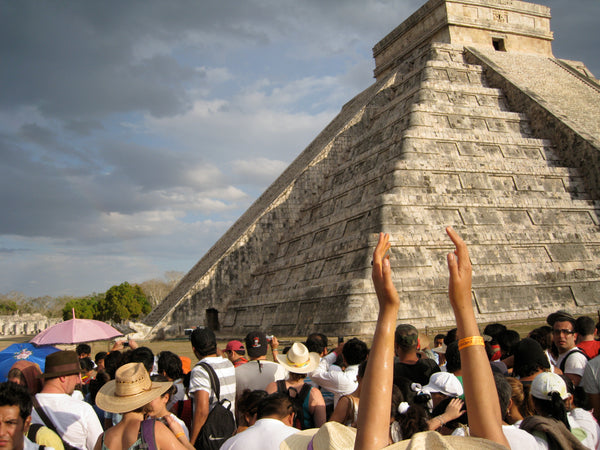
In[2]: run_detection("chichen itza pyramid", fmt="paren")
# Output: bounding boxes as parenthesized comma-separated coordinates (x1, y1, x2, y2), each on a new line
(143, 0, 600, 338)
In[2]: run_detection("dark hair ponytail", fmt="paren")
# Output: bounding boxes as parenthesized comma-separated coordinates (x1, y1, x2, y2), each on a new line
(533, 391, 570, 430)
(548, 391, 570, 430)
(397, 404, 429, 440)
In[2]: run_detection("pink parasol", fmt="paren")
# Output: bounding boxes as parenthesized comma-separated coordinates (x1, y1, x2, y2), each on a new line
(30, 309, 123, 345)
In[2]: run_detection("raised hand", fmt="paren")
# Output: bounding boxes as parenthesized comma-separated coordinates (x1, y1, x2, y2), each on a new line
(371, 232, 400, 311)
(446, 226, 473, 318)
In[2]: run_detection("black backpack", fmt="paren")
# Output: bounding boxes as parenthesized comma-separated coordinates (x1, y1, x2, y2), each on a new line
(194, 362, 236, 450)
(559, 347, 590, 373)
(276, 380, 313, 430)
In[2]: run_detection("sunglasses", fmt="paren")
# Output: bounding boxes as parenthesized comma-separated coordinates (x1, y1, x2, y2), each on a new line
(552, 329, 575, 336)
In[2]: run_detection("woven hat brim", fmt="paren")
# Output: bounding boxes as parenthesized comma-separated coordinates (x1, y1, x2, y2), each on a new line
(281, 423, 357, 450)
(279, 428, 318, 450)
(385, 431, 508, 449)
(96, 379, 172, 413)
(276, 352, 320, 374)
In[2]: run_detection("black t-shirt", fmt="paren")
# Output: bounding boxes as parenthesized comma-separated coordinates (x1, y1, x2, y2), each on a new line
(393, 358, 440, 388)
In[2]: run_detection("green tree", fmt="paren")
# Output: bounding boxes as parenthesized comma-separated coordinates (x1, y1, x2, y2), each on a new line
(95, 282, 151, 323)
(0, 300, 18, 315)
(62, 296, 101, 320)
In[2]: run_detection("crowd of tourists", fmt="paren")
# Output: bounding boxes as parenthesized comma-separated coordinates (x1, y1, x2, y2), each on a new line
(3, 227, 600, 449)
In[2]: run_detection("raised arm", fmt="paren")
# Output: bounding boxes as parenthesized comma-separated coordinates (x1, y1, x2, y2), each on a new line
(355, 229, 509, 449)
(445, 226, 508, 447)
(355, 233, 400, 449)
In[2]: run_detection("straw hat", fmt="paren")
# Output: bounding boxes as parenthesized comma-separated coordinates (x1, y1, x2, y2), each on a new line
(279, 422, 506, 450)
(281, 423, 506, 450)
(280, 422, 356, 450)
(96, 363, 172, 413)
(276, 342, 320, 374)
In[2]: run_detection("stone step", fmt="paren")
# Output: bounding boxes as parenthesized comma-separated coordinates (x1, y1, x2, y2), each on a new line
(425, 59, 485, 72)
(415, 83, 509, 111)
(380, 191, 599, 210)
(421, 64, 487, 86)
(250, 258, 600, 298)
(269, 223, 600, 259)
(268, 210, 600, 267)
(419, 78, 502, 94)
(401, 132, 553, 149)
(410, 102, 528, 122)
(322, 156, 580, 195)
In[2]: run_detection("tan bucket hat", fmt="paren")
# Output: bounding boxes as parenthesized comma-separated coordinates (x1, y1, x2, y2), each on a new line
(96, 362, 172, 413)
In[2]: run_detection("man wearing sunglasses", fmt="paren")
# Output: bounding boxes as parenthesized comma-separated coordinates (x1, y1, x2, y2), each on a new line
(547, 310, 589, 386)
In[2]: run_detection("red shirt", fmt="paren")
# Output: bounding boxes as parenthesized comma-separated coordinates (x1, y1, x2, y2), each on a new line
(232, 357, 248, 368)
(577, 340, 600, 359)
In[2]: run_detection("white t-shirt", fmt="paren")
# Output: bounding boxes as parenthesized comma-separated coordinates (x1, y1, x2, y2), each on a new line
(189, 356, 236, 413)
(32, 392, 103, 450)
(221, 418, 298, 450)
(568, 408, 600, 450)
(557, 349, 588, 384)
(167, 378, 188, 411)
(235, 360, 286, 397)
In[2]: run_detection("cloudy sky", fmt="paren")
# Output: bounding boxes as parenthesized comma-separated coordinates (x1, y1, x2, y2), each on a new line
(1, 0, 598, 298)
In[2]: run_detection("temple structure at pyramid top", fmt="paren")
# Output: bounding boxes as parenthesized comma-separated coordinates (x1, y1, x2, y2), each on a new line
(144, 0, 600, 339)
(373, 0, 553, 80)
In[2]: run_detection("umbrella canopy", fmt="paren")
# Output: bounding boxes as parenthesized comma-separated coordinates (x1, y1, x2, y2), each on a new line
(0, 342, 59, 381)
(30, 311, 123, 345)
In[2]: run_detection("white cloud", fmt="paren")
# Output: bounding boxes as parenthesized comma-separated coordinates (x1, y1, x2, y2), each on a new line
(231, 157, 288, 185)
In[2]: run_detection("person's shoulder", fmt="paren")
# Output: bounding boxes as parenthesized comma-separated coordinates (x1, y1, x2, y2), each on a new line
(260, 360, 282, 372)
(502, 424, 540, 445)
(418, 357, 440, 369)
(204, 356, 234, 368)
(153, 420, 178, 446)
(569, 349, 589, 363)
(190, 362, 210, 378)
(587, 353, 600, 367)
(569, 407, 597, 424)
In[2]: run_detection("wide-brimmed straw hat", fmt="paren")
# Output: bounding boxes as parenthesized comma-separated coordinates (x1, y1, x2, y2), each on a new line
(280, 423, 506, 450)
(96, 362, 172, 413)
(276, 342, 320, 374)
(280, 422, 356, 450)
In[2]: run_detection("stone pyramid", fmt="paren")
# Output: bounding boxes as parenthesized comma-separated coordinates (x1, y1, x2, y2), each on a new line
(144, 0, 600, 338)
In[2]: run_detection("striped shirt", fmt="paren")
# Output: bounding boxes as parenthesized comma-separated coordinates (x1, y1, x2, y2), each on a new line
(189, 356, 236, 413)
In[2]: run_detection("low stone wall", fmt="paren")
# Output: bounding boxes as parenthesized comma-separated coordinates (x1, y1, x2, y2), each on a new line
(0, 314, 61, 336)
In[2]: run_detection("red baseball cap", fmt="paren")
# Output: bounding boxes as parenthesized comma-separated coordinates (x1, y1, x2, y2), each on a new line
(225, 340, 245, 353)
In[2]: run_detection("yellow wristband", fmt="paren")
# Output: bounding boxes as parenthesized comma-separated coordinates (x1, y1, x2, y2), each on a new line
(175, 432, 185, 439)
(458, 336, 484, 350)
